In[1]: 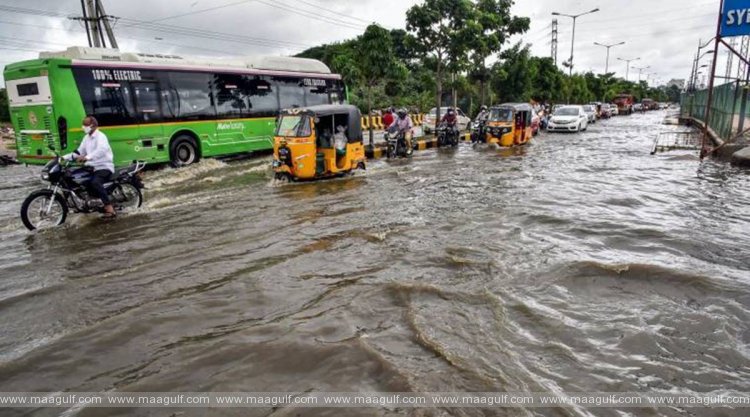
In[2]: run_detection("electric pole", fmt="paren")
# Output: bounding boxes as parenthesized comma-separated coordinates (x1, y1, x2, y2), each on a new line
(551, 19, 558, 66)
(71, 0, 119, 48)
(552, 8, 600, 76)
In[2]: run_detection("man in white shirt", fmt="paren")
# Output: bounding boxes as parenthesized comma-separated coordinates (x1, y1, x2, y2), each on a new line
(65, 116, 116, 218)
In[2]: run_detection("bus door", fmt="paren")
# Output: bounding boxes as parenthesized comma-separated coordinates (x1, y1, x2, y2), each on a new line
(132, 82, 164, 158)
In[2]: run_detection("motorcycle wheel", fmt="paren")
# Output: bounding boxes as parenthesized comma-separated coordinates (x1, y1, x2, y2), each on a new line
(111, 183, 143, 213)
(21, 190, 68, 231)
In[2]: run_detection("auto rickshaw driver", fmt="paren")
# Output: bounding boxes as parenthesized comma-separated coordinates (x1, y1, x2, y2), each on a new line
(273, 105, 366, 181)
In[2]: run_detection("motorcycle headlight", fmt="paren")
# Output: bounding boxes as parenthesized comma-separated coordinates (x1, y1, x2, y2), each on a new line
(41, 171, 49, 180)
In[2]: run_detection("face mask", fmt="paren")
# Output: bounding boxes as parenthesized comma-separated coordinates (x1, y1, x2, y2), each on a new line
(82, 126, 92, 135)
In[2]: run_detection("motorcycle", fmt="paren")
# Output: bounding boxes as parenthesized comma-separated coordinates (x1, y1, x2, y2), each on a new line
(20, 146, 146, 231)
(470, 121, 486, 144)
(437, 123, 459, 147)
(384, 129, 412, 159)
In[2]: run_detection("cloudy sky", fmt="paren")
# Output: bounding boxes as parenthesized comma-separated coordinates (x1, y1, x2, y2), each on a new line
(0, 0, 727, 86)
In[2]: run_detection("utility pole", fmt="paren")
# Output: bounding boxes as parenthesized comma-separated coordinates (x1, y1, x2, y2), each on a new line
(593, 41, 625, 74)
(551, 19, 559, 66)
(552, 8, 600, 76)
(97, 0, 118, 49)
(71, 0, 118, 48)
(617, 57, 640, 81)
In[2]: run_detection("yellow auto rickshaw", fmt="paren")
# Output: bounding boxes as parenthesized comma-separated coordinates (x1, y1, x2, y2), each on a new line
(273, 105, 366, 181)
(485, 103, 534, 147)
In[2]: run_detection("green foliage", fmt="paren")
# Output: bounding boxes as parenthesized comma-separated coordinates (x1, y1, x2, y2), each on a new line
(295, 4, 671, 116)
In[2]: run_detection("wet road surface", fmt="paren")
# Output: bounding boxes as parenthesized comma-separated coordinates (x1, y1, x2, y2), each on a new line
(1, 111, 750, 416)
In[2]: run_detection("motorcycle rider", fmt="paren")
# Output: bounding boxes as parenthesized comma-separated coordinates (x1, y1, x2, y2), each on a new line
(387, 108, 414, 155)
(440, 107, 459, 143)
(474, 105, 489, 142)
(64, 116, 116, 218)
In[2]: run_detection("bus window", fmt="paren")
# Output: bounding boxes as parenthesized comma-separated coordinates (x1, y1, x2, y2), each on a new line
(73, 68, 136, 125)
(133, 82, 162, 122)
(277, 77, 305, 110)
(305, 82, 330, 107)
(166, 72, 215, 120)
(214, 74, 249, 118)
(245, 76, 277, 117)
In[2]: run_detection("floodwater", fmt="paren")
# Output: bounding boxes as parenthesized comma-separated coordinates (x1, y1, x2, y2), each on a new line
(1, 111, 750, 417)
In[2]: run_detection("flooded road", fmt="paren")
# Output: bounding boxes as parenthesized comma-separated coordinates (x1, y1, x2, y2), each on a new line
(1, 111, 750, 416)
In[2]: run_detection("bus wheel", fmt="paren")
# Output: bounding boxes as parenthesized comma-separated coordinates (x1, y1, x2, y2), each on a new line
(170, 135, 200, 167)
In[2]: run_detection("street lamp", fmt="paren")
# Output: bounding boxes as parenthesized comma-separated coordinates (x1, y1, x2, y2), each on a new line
(632, 65, 650, 82)
(552, 8, 600, 76)
(617, 57, 640, 81)
(593, 41, 625, 74)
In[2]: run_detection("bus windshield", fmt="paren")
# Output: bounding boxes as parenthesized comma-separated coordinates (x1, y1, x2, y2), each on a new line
(489, 108, 513, 122)
(276, 115, 312, 137)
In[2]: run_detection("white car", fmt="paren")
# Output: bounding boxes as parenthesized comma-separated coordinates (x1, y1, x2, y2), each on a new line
(609, 104, 619, 116)
(582, 105, 597, 123)
(423, 107, 471, 133)
(547, 106, 589, 132)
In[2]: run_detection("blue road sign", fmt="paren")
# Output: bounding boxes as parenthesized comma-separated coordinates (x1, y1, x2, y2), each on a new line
(722, 0, 750, 37)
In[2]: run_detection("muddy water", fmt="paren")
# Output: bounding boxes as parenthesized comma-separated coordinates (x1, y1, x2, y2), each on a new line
(1, 111, 749, 417)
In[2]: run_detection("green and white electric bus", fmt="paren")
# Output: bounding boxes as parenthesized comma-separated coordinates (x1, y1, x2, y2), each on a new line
(3, 46, 345, 166)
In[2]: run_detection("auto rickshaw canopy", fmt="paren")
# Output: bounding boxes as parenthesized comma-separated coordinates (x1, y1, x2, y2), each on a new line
(280, 104, 363, 143)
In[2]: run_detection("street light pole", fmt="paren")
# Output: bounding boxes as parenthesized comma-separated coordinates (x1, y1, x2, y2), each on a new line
(633, 65, 650, 82)
(593, 41, 625, 74)
(617, 57, 640, 81)
(552, 8, 600, 76)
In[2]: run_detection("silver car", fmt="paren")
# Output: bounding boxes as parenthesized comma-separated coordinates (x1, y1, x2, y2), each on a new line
(582, 105, 597, 123)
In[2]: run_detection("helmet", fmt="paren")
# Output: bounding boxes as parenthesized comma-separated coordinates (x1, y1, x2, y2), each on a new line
(447, 108, 455, 115)
(481, 105, 488, 111)
(279, 138, 288, 146)
(397, 108, 408, 118)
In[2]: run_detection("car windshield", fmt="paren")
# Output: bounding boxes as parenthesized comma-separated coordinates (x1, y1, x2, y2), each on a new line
(428, 107, 450, 116)
(489, 108, 514, 122)
(555, 107, 580, 116)
(276, 115, 312, 137)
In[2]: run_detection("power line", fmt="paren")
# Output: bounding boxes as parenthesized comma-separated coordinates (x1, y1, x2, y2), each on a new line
(253, 0, 365, 30)
(0, 2, 314, 50)
(290, 0, 372, 24)
(119, 0, 257, 28)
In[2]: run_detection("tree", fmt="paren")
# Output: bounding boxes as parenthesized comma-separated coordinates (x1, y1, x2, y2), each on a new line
(470, 0, 529, 106)
(350, 24, 406, 143)
(530, 57, 564, 103)
(406, 0, 475, 123)
(491, 42, 534, 103)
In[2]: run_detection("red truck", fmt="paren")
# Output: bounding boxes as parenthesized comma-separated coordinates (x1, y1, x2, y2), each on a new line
(613, 94, 634, 115)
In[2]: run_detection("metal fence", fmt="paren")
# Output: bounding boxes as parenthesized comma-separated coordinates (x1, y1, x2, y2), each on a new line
(681, 81, 749, 142)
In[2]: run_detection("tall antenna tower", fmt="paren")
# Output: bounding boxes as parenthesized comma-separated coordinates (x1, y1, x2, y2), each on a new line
(551, 19, 558, 66)
(738, 35, 750, 80)
(726, 37, 737, 80)
(70, 0, 119, 48)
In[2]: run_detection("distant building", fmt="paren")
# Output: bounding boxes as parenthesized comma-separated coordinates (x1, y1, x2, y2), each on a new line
(667, 79, 685, 89)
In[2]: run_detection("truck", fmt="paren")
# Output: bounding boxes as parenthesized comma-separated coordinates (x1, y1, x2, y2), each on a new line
(612, 94, 635, 115)
(642, 98, 658, 111)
